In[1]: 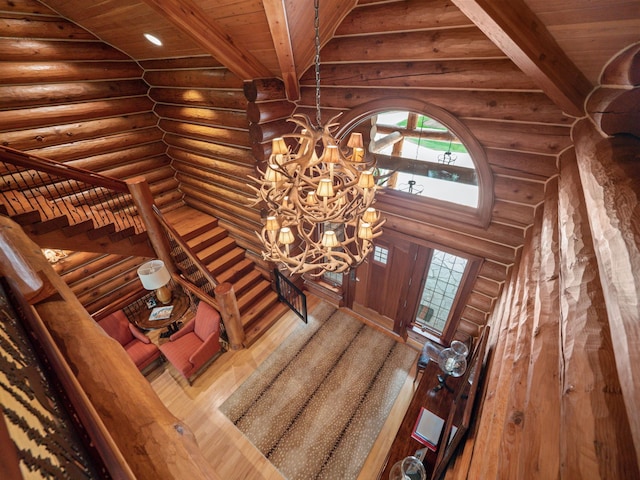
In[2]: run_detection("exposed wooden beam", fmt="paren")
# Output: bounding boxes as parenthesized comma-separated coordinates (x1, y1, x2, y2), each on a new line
(263, 0, 300, 101)
(451, 0, 592, 117)
(141, 0, 272, 80)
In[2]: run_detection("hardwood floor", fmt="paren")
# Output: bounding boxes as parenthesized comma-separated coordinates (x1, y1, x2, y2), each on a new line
(148, 294, 419, 480)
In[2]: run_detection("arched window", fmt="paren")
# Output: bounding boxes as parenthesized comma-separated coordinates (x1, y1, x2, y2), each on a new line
(337, 99, 493, 228)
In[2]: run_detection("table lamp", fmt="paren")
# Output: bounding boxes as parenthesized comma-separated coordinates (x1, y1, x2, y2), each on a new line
(137, 260, 172, 304)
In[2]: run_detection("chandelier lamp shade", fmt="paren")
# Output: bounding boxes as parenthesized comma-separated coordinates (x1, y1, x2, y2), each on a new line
(137, 259, 172, 304)
(250, 121, 385, 276)
(248, 0, 384, 277)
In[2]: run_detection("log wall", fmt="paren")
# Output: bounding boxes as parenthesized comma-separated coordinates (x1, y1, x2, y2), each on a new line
(446, 63, 640, 478)
(141, 56, 269, 270)
(0, 0, 181, 312)
(254, 0, 572, 334)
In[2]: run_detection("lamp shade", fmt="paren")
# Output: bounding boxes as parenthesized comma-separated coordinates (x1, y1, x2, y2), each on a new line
(358, 222, 373, 240)
(317, 178, 335, 197)
(322, 145, 340, 164)
(265, 216, 280, 232)
(278, 227, 295, 245)
(362, 207, 378, 223)
(321, 230, 339, 248)
(137, 260, 171, 290)
(358, 171, 375, 189)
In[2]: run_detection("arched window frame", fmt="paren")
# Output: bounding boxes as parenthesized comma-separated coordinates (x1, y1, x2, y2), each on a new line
(336, 98, 494, 228)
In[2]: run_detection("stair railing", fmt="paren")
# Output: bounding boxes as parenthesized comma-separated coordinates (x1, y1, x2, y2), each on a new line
(0, 145, 143, 235)
(152, 205, 219, 296)
(152, 205, 245, 349)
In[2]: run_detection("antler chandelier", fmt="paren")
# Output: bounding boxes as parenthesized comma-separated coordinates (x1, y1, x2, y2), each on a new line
(249, 0, 384, 277)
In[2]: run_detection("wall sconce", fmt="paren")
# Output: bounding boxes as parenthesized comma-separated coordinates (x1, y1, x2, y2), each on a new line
(137, 260, 172, 304)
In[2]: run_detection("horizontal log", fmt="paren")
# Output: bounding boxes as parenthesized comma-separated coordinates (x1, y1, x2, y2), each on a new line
(159, 119, 250, 148)
(0, 61, 142, 84)
(383, 211, 516, 265)
(66, 142, 167, 172)
(217, 218, 264, 255)
(249, 119, 297, 143)
(305, 59, 538, 90)
(322, 27, 503, 63)
(0, 38, 130, 61)
(29, 128, 164, 161)
(298, 87, 570, 125)
(102, 156, 171, 181)
(0, 80, 149, 110)
(493, 175, 546, 206)
(491, 199, 536, 228)
(336, 0, 471, 35)
(168, 148, 255, 179)
(466, 119, 573, 155)
(173, 161, 254, 194)
(0, 17, 95, 40)
(461, 305, 488, 324)
(61, 253, 128, 286)
(70, 257, 142, 297)
(180, 184, 262, 228)
(139, 56, 222, 70)
(601, 43, 640, 87)
(153, 189, 184, 211)
(479, 259, 510, 283)
(144, 68, 243, 89)
(81, 277, 145, 315)
(184, 195, 262, 241)
(149, 87, 247, 111)
(164, 134, 256, 166)
(1, 0, 57, 15)
(154, 104, 248, 130)
(52, 251, 106, 277)
(2, 112, 158, 151)
(243, 78, 287, 102)
(75, 261, 142, 306)
(0, 96, 154, 132)
(467, 290, 495, 313)
(247, 99, 295, 124)
(473, 276, 503, 299)
(251, 140, 271, 164)
(175, 173, 254, 209)
(377, 194, 525, 248)
(486, 148, 558, 181)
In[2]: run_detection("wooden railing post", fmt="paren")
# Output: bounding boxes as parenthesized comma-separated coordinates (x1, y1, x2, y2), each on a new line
(126, 176, 176, 272)
(214, 282, 245, 349)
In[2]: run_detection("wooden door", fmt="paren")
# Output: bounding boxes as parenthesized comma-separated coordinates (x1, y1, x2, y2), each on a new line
(351, 230, 428, 337)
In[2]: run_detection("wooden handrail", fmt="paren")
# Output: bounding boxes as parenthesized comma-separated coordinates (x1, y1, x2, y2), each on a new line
(0, 145, 128, 193)
(152, 205, 219, 288)
(0, 215, 218, 480)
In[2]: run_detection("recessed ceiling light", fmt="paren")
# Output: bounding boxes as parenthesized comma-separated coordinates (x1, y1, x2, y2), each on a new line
(144, 33, 162, 46)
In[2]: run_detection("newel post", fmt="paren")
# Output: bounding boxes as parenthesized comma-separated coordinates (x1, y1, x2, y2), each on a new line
(126, 176, 176, 273)
(214, 282, 245, 349)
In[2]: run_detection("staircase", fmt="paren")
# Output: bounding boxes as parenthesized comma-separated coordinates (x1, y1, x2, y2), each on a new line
(0, 189, 154, 257)
(164, 206, 288, 346)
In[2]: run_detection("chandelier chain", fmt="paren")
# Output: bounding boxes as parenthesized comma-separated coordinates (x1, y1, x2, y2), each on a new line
(314, 0, 322, 128)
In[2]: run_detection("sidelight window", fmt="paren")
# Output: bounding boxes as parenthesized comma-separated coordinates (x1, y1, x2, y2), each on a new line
(415, 249, 468, 336)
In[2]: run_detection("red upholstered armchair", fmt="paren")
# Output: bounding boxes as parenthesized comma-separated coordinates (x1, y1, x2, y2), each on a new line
(159, 301, 222, 383)
(97, 310, 161, 372)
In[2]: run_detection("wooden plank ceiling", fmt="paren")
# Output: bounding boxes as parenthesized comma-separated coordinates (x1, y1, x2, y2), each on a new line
(39, 0, 639, 106)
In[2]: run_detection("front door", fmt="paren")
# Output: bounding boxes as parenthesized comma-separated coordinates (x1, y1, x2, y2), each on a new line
(351, 230, 429, 337)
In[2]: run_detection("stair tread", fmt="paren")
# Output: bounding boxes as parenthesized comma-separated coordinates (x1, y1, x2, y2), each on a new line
(196, 236, 237, 263)
(205, 247, 246, 274)
(237, 279, 273, 311)
(240, 289, 280, 327)
(231, 269, 263, 296)
(186, 226, 228, 251)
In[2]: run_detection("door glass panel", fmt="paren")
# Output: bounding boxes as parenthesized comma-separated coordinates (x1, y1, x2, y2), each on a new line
(373, 245, 389, 265)
(416, 249, 468, 335)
